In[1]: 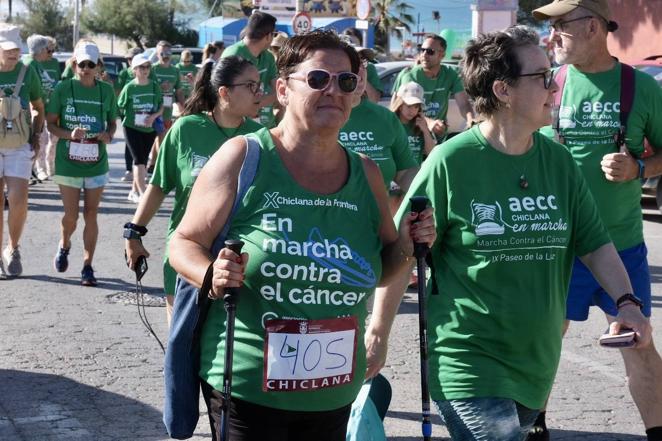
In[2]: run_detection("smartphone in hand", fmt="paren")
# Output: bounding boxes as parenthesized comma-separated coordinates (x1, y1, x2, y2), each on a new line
(135, 255, 148, 282)
(599, 327, 637, 348)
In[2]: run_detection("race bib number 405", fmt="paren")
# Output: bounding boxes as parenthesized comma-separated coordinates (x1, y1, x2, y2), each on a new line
(263, 316, 358, 392)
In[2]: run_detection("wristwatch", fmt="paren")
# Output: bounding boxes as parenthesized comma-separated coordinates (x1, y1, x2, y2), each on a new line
(123, 222, 148, 240)
(616, 293, 644, 311)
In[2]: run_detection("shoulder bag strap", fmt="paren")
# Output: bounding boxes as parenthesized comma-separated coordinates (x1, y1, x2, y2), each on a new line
(616, 63, 636, 149)
(12, 63, 29, 98)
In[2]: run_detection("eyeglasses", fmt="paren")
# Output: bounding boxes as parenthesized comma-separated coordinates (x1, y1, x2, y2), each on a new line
(516, 69, 554, 89)
(228, 81, 262, 95)
(418, 47, 437, 56)
(549, 16, 593, 33)
(137, 65, 151, 70)
(77, 61, 97, 69)
(287, 69, 359, 94)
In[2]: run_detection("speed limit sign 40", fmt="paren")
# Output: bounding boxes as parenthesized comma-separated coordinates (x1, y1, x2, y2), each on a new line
(292, 12, 312, 35)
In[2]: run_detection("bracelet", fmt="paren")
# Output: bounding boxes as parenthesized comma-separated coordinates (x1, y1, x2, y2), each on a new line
(123, 222, 148, 236)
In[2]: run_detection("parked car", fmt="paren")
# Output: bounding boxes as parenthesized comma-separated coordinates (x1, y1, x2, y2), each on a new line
(142, 46, 203, 67)
(635, 55, 662, 214)
(375, 60, 467, 135)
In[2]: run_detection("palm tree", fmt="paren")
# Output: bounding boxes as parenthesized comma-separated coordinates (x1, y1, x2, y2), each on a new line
(372, 0, 415, 54)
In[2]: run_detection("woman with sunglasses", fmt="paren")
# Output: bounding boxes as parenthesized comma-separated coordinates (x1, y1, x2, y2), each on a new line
(124, 56, 263, 325)
(168, 30, 435, 441)
(389, 26, 651, 439)
(46, 41, 118, 286)
(117, 54, 164, 203)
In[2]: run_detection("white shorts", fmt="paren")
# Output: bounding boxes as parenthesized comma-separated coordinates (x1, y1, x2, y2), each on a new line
(53, 173, 109, 189)
(0, 144, 33, 180)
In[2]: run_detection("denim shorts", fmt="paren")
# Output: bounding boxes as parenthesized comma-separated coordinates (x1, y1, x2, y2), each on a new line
(0, 144, 33, 179)
(567, 243, 651, 321)
(53, 173, 109, 189)
(435, 397, 539, 441)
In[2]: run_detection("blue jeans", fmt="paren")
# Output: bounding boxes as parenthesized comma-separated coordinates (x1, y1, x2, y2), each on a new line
(435, 397, 539, 441)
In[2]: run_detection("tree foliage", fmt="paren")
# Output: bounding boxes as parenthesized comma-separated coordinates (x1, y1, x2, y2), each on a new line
(517, 0, 549, 26)
(372, 0, 415, 53)
(15, 0, 74, 50)
(83, 0, 197, 49)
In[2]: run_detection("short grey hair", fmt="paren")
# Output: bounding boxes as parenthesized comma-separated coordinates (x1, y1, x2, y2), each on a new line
(27, 34, 50, 55)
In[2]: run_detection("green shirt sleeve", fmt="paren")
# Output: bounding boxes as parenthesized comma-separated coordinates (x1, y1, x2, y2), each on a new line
(639, 71, 662, 152)
(117, 84, 128, 114)
(103, 82, 119, 122)
(151, 123, 179, 193)
(449, 68, 464, 94)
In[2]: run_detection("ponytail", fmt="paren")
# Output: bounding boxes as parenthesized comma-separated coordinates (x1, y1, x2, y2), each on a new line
(183, 61, 217, 115)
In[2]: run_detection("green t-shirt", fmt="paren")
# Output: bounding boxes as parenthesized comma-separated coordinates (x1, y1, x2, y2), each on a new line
(392, 64, 464, 121)
(46, 79, 118, 177)
(540, 63, 662, 251)
(396, 126, 610, 409)
(366, 62, 383, 93)
(37, 58, 61, 101)
(222, 41, 278, 128)
(115, 67, 134, 94)
(0, 61, 42, 108)
(199, 127, 384, 411)
(117, 80, 163, 133)
(340, 98, 417, 188)
(403, 122, 426, 165)
(151, 63, 181, 120)
(175, 62, 198, 99)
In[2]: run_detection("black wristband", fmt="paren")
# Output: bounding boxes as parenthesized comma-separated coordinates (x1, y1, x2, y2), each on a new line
(616, 293, 643, 311)
(123, 222, 148, 236)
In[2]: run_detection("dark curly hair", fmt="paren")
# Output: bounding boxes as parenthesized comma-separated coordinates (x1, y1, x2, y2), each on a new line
(461, 25, 540, 115)
(276, 29, 361, 79)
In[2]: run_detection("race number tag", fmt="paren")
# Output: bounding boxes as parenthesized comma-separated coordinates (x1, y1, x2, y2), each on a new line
(163, 94, 173, 107)
(69, 140, 99, 163)
(263, 316, 357, 392)
(134, 113, 149, 127)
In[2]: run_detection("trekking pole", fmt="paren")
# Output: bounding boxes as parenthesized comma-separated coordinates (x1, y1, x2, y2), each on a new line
(410, 196, 432, 441)
(220, 239, 244, 441)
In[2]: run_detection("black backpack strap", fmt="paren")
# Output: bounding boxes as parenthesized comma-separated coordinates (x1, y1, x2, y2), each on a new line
(615, 63, 635, 149)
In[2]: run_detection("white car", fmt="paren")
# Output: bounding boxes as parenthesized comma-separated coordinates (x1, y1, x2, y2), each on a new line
(375, 60, 467, 135)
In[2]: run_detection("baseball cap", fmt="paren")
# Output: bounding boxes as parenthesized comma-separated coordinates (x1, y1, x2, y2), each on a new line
(397, 82, 425, 106)
(533, 0, 618, 31)
(131, 53, 152, 69)
(271, 31, 288, 48)
(0, 25, 22, 50)
(74, 42, 100, 63)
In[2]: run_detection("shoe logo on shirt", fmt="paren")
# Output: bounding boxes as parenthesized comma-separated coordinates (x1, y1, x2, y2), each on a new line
(471, 200, 506, 236)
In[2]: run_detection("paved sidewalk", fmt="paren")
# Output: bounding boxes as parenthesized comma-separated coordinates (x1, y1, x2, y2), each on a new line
(0, 138, 660, 440)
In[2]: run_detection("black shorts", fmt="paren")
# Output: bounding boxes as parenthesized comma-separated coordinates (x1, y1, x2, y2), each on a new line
(123, 126, 156, 166)
(201, 380, 351, 441)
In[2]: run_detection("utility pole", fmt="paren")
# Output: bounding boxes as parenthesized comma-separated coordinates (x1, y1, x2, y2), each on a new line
(73, 0, 80, 47)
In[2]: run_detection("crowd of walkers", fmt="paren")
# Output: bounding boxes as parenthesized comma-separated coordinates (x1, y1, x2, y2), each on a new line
(1, 0, 661, 439)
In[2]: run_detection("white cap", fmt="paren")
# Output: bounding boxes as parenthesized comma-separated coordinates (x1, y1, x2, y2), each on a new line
(131, 53, 152, 69)
(397, 82, 425, 106)
(74, 42, 100, 64)
(0, 25, 21, 50)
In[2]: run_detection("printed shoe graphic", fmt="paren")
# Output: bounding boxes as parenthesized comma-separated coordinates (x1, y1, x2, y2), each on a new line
(558, 105, 577, 129)
(304, 227, 377, 289)
(471, 201, 506, 236)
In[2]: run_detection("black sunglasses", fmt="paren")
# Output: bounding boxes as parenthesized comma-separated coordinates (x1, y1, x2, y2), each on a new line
(517, 69, 554, 89)
(77, 60, 97, 69)
(418, 47, 437, 56)
(288, 69, 359, 94)
(228, 81, 262, 95)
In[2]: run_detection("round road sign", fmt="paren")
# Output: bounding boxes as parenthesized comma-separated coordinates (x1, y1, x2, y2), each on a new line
(292, 12, 312, 35)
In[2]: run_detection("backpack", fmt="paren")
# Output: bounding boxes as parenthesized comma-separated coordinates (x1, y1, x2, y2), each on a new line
(0, 64, 31, 151)
(553, 62, 635, 150)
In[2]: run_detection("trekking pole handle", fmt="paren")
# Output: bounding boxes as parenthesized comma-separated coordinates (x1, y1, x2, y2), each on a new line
(223, 239, 244, 304)
(409, 196, 430, 259)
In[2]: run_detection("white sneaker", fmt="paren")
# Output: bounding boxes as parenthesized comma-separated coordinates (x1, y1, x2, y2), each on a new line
(127, 191, 141, 203)
(36, 170, 49, 181)
(3, 246, 22, 277)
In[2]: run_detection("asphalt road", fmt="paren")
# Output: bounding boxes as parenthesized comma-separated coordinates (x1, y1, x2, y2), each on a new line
(0, 138, 660, 440)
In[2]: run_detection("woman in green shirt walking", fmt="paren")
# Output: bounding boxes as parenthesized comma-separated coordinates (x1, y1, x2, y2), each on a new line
(390, 81, 436, 166)
(124, 56, 263, 325)
(46, 42, 118, 286)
